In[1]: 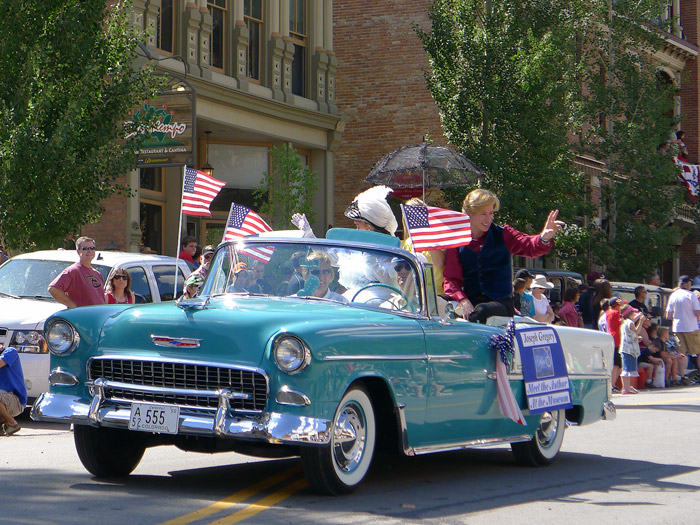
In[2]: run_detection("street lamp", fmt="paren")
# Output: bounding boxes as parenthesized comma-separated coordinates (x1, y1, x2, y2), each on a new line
(201, 130, 214, 176)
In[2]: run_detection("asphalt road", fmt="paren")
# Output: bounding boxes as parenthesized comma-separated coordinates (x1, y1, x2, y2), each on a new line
(3, 387, 700, 524)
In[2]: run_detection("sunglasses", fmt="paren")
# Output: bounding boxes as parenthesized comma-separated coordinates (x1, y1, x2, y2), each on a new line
(204, 253, 213, 259)
(311, 268, 332, 276)
(80, 246, 96, 251)
(113, 275, 128, 280)
(394, 263, 411, 272)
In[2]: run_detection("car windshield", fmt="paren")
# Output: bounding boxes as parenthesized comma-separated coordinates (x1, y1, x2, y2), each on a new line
(0, 259, 111, 300)
(203, 240, 422, 313)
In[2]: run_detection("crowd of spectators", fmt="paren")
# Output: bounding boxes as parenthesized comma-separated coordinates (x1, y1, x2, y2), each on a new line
(575, 272, 700, 393)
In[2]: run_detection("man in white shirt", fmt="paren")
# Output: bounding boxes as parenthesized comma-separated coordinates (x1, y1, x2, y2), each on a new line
(666, 275, 700, 359)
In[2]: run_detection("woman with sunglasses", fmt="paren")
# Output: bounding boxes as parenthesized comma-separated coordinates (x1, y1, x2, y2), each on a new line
(104, 268, 135, 304)
(299, 253, 347, 303)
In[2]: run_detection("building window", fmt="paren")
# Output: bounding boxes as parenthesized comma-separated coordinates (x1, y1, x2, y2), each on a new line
(140, 201, 163, 255)
(140, 167, 163, 192)
(289, 0, 306, 96)
(157, 0, 174, 54)
(208, 0, 227, 71)
(244, 0, 262, 81)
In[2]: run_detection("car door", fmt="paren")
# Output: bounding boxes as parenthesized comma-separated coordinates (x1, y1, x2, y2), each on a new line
(420, 319, 507, 445)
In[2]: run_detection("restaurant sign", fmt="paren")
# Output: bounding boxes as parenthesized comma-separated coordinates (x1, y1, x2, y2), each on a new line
(126, 73, 195, 167)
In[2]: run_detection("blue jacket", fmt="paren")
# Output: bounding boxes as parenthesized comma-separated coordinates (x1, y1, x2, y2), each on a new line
(458, 225, 512, 300)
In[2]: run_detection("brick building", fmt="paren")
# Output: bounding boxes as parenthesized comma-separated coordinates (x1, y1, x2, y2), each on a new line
(82, 0, 341, 256)
(333, 1, 700, 284)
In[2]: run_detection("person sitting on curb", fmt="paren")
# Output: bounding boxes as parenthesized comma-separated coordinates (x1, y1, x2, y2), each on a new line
(0, 345, 27, 436)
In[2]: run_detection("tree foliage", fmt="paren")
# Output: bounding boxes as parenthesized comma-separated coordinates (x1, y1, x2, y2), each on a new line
(574, 0, 688, 280)
(0, 0, 162, 250)
(419, 0, 690, 280)
(253, 144, 318, 230)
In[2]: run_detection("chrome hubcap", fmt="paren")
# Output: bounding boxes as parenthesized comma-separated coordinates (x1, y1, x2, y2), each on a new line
(332, 403, 366, 473)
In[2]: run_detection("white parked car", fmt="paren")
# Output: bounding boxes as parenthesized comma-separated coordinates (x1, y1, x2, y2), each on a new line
(0, 249, 191, 400)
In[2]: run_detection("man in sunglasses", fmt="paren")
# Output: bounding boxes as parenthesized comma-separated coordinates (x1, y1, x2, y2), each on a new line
(48, 236, 106, 308)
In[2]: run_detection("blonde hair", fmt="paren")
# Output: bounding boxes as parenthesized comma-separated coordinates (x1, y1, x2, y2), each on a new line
(462, 189, 500, 215)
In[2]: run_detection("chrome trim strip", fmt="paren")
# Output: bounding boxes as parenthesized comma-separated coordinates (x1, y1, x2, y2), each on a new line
(87, 379, 251, 400)
(395, 404, 414, 456)
(412, 434, 532, 455)
(31, 392, 332, 445)
(322, 354, 428, 362)
(89, 355, 267, 376)
(427, 354, 474, 361)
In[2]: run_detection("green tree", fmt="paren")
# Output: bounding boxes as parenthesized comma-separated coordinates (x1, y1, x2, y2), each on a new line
(254, 144, 318, 230)
(418, 0, 592, 263)
(0, 0, 162, 250)
(419, 0, 690, 279)
(575, 0, 689, 281)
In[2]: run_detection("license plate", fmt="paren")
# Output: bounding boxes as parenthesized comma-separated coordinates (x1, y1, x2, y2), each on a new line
(128, 403, 180, 434)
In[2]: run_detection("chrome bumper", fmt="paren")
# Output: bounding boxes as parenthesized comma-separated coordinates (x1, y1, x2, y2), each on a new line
(602, 400, 616, 421)
(31, 391, 332, 445)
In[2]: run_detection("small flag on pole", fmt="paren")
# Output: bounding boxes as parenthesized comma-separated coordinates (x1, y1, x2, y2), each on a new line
(223, 203, 274, 262)
(401, 204, 472, 251)
(181, 167, 226, 217)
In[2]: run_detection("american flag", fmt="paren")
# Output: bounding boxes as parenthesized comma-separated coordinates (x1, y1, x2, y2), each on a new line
(181, 167, 226, 217)
(222, 203, 274, 262)
(401, 204, 472, 251)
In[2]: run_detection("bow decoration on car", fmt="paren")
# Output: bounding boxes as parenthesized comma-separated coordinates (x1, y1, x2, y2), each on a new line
(490, 320, 526, 426)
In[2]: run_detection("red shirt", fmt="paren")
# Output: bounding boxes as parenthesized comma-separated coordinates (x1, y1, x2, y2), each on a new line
(49, 262, 105, 307)
(105, 292, 134, 304)
(606, 308, 622, 347)
(443, 224, 552, 301)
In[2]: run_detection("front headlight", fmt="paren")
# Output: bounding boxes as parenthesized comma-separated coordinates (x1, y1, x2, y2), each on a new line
(273, 335, 311, 374)
(11, 330, 47, 354)
(45, 320, 80, 356)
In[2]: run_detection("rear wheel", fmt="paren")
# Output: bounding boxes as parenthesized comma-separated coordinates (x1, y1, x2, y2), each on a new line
(511, 409, 566, 466)
(301, 386, 376, 495)
(74, 425, 146, 477)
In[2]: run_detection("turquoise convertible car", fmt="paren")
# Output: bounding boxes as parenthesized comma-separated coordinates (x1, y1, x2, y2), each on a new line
(31, 229, 615, 495)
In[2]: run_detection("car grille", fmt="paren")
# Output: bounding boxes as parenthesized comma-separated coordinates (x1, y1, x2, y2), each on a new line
(88, 358, 267, 412)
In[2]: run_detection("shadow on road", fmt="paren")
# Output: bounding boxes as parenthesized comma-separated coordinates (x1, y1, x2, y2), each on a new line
(7, 446, 699, 523)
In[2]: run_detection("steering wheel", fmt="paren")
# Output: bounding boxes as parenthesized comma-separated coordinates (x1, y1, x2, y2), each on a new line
(350, 283, 416, 312)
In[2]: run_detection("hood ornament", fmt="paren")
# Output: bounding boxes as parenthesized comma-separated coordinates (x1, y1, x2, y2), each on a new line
(151, 335, 202, 348)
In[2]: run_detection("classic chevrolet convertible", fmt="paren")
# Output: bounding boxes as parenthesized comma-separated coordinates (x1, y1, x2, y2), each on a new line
(32, 229, 615, 495)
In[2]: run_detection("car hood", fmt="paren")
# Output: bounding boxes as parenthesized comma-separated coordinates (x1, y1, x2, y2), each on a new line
(0, 296, 65, 330)
(97, 295, 405, 368)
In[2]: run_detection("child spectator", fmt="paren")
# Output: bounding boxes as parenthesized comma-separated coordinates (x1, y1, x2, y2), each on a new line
(513, 278, 535, 317)
(619, 304, 645, 394)
(641, 340, 665, 388)
(606, 297, 624, 392)
(658, 326, 688, 386)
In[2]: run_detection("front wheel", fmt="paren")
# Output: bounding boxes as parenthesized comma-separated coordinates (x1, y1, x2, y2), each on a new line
(301, 386, 376, 495)
(511, 409, 566, 467)
(74, 425, 146, 477)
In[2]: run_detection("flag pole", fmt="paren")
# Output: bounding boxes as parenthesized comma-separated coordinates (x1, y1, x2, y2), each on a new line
(399, 204, 414, 248)
(174, 165, 187, 299)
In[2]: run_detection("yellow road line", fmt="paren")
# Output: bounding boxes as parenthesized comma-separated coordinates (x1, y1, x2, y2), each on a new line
(211, 478, 308, 524)
(624, 396, 700, 406)
(160, 465, 302, 525)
